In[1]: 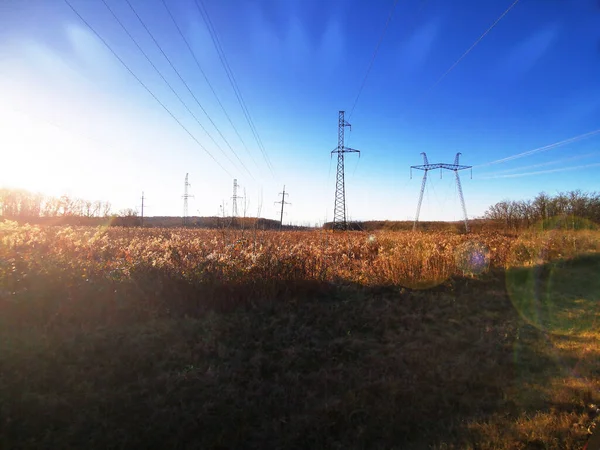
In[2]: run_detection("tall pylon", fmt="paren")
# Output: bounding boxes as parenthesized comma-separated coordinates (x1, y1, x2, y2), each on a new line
(410, 152, 472, 232)
(231, 179, 243, 217)
(275, 185, 290, 230)
(331, 110, 360, 231)
(182, 173, 194, 226)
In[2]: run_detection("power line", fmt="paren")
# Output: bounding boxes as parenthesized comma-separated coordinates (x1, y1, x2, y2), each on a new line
(406, 0, 520, 115)
(348, 0, 400, 120)
(122, 0, 255, 182)
(159, 0, 260, 172)
(99, 0, 241, 174)
(196, 0, 273, 175)
(428, 0, 520, 95)
(62, 0, 232, 176)
(194, 0, 275, 177)
(475, 128, 600, 168)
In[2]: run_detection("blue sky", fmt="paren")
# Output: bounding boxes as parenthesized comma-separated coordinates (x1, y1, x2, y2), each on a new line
(1, 0, 599, 224)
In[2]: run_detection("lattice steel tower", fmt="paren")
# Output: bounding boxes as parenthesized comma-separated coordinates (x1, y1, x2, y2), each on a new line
(331, 110, 360, 231)
(231, 179, 242, 217)
(182, 173, 193, 226)
(410, 152, 472, 232)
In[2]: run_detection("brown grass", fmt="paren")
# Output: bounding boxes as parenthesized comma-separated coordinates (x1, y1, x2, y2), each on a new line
(0, 221, 599, 449)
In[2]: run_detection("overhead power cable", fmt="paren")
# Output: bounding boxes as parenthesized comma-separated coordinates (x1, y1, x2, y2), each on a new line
(159, 0, 259, 172)
(348, 0, 400, 120)
(194, 0, 275, 177)
(63, 0, 232, 177)
(426, 0, 520, 96)
(475, 128, 600, 168)
(404, 0, 520, 117)
(99, 0, 242, 176)
(123, 0, 255, 182)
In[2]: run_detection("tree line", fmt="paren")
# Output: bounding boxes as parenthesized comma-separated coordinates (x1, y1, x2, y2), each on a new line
(484, 190, 600, 231)
(0, 188, 304, 229)
(0, 188, 113, 219)
(3, 187, 600, 231)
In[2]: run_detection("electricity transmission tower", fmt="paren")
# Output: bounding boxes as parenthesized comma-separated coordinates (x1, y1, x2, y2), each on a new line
(410, 152, 472, 232)
(331, 110, 360, 231)
(275, 185, 290, 229)
(140, 192, 145, 227)
(182, 173, 194, 226)
(231, 179, 243, 217)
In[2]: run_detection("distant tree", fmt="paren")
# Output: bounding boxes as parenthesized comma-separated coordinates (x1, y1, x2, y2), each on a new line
(102, 202, 112, 217)
(118, 208, 138, 217)
(91, 201, 102, 217)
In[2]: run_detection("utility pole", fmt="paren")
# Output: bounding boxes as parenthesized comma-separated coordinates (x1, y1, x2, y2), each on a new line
(231, 179, 242, 217)
(274, 185, 290, 230)
(410, 152, 472, 232)
(182, 173, 194, 226)
(140, 191, 145, 227)
(331, 110, 360, 231)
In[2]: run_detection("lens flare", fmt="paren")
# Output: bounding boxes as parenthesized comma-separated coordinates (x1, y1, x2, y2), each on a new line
(454, 241, 490, 275)
(506, 221, 600, 336)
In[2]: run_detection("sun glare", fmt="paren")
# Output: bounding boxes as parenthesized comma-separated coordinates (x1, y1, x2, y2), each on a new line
(0, 106, 91, 197)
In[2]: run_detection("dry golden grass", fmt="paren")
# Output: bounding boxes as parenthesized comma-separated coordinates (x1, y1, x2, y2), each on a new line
(1, 221, 599, 448)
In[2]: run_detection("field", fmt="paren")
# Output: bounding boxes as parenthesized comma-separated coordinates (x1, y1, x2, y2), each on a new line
(1, 221, 599, 449)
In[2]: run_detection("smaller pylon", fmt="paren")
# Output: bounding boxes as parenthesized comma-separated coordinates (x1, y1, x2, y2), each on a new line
(274, 185, 291, 229)
(231, 179, 243, 217)
(182, 173, 194, 226)
(140, 192, 145, 227)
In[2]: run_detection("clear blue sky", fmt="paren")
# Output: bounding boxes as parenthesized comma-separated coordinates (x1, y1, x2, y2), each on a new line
(1, 0, 599, 224)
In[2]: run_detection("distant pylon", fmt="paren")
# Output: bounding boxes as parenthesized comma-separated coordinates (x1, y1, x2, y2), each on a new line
(331, 110, 360, 231)
(231, 179, 243, 217)
(182, 173, 194, 226)
(141, 192, 145, 227)
(274, 185, 291, 229)
(410, 152, 472, 232)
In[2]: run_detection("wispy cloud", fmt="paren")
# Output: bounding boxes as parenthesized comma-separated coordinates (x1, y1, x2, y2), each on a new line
(479, 162, 600, 179)
(246, 4, 283, 64)
(479, 152, 599, 176)
(245, 2, 344, 76)
(317, 17, 344, 73)
(476, 128, 600, 167)
(561, 87, 600, 123)
(500, 25, 559, 78)
(285, 16, 311, 69)
(397, 18, 441, 74)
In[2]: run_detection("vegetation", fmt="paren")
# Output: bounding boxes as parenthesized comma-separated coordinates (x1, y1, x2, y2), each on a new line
(1, 222, 599, 448)
(485, 190, 600, 232)
(0, 187, 112, 219)
(0, 187, 308, 229)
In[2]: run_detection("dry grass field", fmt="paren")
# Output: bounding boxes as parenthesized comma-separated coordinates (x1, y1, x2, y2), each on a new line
(1, 221, 599, 449)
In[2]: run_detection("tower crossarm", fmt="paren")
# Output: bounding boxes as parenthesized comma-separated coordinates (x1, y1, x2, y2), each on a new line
(331, 147, 361, 155)
(410, 163, 471, 171)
